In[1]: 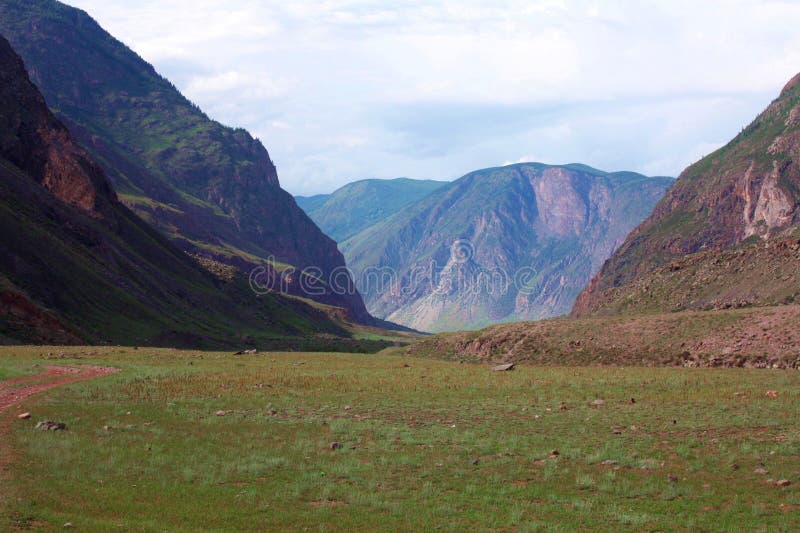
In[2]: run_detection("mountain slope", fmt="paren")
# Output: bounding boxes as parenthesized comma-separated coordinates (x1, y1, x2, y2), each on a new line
(295, 194, 331, 214)
(341, 163, 672, 332)
(296, 178, 449, 242)
(0, 0, 370, 322)
(0, 34, 356, 348)
(573, 72, 800, 317)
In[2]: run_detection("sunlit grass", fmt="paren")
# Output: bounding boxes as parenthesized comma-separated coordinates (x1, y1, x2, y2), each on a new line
(1, 345, 799, 530)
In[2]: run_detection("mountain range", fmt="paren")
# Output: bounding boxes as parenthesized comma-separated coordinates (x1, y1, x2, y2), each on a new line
(340, 164, 672, 332)
(0, 0, 371, 323)
(412, 71, 800, 367)
(296, 178, 448, 242)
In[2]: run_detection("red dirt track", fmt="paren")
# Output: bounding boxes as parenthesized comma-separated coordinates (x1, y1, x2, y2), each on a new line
(0, 365, 118, 413)
(0, 365, 119, 479)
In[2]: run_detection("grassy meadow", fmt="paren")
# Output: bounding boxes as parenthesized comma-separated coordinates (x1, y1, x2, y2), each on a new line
(1, 346, 799, 531)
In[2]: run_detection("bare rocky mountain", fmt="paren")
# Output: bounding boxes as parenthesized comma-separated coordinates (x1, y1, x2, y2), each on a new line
(574, 72, 800, 317)
(342, 163, 672, 332)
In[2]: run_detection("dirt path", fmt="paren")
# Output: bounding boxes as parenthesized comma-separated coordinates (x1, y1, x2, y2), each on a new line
(0, 365, 119, 484)
(0, 366, 119, 412)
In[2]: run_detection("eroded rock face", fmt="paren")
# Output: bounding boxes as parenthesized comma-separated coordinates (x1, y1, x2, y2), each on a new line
(573, 72, 800, 317)
(0, 36, 113, 216)
(343, 163, 672, 332)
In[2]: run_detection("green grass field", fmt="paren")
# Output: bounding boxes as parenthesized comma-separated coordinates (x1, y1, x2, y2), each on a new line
(1, 346, 799, 531)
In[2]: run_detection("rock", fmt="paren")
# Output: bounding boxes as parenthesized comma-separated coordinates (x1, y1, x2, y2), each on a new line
(63, 522, 73, 528)
(329, 442, 343, 451)
(766, 390, 779, 398)
(36, 421, 66, 431)
(244, 349, 257, 354)
(590, 399, 606, 407)
(215, 410, 228, 416)
(611, 425, 624, 434)
(754, 468, 769, 475)
(17, 412, 31, 420)
(600, 460, 619, 466)
(559, 402, 569, 411)
(343, 405, 352, 411)
(776, 479, 792, 487)
(103, 425, 112, 431)
(668, 474, 679, 483)
(471, 459, 480, 465)
(492, 363, 515, 372)
(549, 450, 560, 458)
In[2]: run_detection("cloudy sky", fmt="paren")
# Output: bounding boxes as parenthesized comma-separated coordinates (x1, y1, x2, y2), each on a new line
(66, 0, 800, 195)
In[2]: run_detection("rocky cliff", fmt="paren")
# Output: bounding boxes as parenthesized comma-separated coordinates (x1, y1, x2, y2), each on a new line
(573, 72, 800, 317)
(342, 163, 672, 332)
(0, 0, 371, 322)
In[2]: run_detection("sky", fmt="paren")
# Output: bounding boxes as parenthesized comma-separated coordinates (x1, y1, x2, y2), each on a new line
(66, 0, 800, 196)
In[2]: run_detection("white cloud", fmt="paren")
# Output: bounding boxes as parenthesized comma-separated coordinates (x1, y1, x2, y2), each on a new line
(64, 0, 800, 194)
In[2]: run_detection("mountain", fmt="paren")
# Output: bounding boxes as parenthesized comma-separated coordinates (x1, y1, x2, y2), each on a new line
(341, 163, 672, 332)
(0, 34, 358, 348)
(295, 194, 331, 214)
(296, 178, 449, 242)
(573, 72, 800, 317)
(0, 0, 371, 322)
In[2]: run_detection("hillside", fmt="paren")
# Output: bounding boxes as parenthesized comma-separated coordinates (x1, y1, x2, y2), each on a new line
(0, 34, 392, 350)
(341, 163, 672, 332)
(574, 72, 800, 316)
(296, 178, 448, 242)
(0, 0, 371, 322)
(407, 305, 800, 369)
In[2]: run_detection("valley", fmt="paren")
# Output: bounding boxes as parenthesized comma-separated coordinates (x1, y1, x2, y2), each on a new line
(0, 0, 799, 530)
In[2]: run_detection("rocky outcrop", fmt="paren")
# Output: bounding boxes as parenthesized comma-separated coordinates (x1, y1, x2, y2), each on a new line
(342, 163, 672, 332)
(0, 35, 114, 217)
(573, 72, 800, 317)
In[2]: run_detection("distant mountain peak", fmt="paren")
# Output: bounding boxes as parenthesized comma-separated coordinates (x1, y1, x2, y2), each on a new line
(341, 162, 672, 332)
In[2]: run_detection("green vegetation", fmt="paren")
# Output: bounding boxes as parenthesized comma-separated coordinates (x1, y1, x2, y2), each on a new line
(2, 346, 799, 530)
(0, 0, 370, 319)
(297, 178, 449, 242)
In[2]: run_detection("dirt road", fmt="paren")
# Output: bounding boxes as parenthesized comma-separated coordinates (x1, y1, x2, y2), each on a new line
(0, 365, 119, 481)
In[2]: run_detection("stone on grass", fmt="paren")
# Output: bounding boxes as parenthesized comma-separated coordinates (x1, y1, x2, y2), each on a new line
(765, 390, 779, 398)
(754, 468, 768, 475)
(492, 363, 515, 372)
(590, 399, 606, 407)
(549, 450, 560, 458)
(329, 442, 343, 451)
(17, 412, 31, 420)
(36, 421, 66, 431)
(776, 479, 791, 487)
